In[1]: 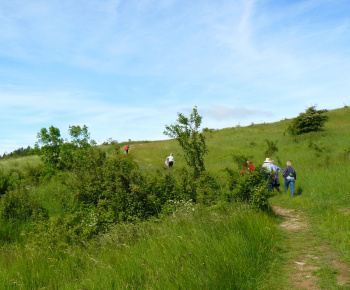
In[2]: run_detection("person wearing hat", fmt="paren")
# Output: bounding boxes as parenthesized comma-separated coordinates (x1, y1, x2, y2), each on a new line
(242, 160, 255, 174)
(261, 158, 273, 191)
(262, 157, 273, 171)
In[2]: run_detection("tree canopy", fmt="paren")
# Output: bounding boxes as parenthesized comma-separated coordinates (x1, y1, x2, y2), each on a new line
(287, 106, 329, 135)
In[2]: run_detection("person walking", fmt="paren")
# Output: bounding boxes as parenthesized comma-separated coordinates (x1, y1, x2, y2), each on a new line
(271, 160, 281, 192)
(242, 160, 255, 174)
(283, 161, 297, 197)
(261, 158, 273, 191)
(125, 144, 129, 154)
(166, 153, 174, 168)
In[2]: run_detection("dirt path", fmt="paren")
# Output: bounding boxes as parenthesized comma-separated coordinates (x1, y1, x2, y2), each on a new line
(272, 205, 350, 289)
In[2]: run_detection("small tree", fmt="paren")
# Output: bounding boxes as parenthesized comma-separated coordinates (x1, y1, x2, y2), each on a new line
(164, 106, 208, 177)
(36, 126, 63, 168)
(69, 125, 91, 148)
(36, 125, 95, 170)
(287, 106, 329, 135)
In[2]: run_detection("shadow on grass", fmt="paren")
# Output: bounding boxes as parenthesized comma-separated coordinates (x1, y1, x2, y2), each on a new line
(295, 186, 303, 196)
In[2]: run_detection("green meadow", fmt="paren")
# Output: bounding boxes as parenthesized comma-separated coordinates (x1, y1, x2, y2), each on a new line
(0, 106, 349, 289)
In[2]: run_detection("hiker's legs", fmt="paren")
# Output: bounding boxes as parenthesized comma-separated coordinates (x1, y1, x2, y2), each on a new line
(284, 179, 290, 193)
(290, 181, 295, 197)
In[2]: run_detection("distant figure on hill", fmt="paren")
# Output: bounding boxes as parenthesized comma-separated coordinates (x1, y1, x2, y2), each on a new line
(283, 161, 297, 197)
(242, 160, 255, 174)
(125, 144, 129, 154)
(271, 160, 281, 192)
(261, 157, 273, 191)
(166, 153, 174, 168)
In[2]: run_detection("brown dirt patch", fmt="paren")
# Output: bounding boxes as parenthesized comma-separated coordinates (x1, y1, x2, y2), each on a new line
(272, 205, 350, 289)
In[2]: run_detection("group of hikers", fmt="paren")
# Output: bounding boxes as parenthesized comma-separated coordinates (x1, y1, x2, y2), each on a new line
(242, 158, 297, 197)
(124, 145, 296, 197)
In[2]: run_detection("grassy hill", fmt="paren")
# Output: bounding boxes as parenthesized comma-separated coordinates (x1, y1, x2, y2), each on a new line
(0, 106, 349, 288)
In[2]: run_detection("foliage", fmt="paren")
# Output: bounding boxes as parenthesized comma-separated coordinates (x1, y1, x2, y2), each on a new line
(232, 170, 269, 206)
(164, 106, 208, 177)
(0, 187, 48, 223)
(0, 168, 23, 196)
(69, 125, 93, 148)
(231, 153, 254, 169)
(1, 146, 35, 159)
(287, 105, 329, 135)
(194, 171, 221, 205)
(36, 125, 96, 171)
(264, 139, 279, 157)
(36, 126, 63, 168)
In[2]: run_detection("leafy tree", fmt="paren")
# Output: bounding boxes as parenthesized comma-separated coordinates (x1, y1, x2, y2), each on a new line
(36, 125, 95, 170)
(68, 125, 91, 148)
(287, 106, 329, 135)
(36, 126, 63, 168)
(164, 106, 208, 177)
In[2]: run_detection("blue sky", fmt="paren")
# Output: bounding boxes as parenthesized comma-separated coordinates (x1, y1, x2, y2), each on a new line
(1, 0, 349, 155)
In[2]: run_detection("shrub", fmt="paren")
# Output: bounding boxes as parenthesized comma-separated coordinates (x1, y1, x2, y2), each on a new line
(231, 153, 254, 169)
(0, 187, 48, 223)
(0, 169, 23, 196)
(195, 172, 220, 205)
(23, 163, 46, 185)
(224, 169, 270, 210)
(264, 139, 279, 157)
(287, 106, 329, 135)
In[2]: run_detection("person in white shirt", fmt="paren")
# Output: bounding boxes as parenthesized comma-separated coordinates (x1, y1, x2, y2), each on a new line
(167, 153, 174, 168)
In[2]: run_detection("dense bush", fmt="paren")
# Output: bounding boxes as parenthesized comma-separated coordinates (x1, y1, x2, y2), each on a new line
(224, 168, 270, 211)
(0, 135, 273, 247)
(0, 168, 23, 196)
(0, 187, 48, 223)
(287, 106, 329, 135)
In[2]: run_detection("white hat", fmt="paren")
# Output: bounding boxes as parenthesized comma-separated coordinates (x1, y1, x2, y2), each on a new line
(264, 157, 271, 163)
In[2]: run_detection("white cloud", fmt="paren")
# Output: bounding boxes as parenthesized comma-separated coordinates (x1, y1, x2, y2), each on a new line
(1, 0, 350, 154)
(203, 105, 271, 121)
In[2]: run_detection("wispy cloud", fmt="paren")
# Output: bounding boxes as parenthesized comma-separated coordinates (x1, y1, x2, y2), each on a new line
(1, 0, 350, 154)
(203, 105, 271, 121)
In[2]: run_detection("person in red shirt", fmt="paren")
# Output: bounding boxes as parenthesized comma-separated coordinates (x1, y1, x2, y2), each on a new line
(242, 160, 254, 174)
(125, 144, 129, 154)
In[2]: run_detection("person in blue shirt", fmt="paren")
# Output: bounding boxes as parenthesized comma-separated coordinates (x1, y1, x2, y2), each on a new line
(282, 161, 297, 197)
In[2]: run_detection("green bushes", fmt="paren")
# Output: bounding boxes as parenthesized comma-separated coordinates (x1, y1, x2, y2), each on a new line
(0, 168, 23, 196)
(226, 169, 270, 211)
(287, 105, 329, 135)
(0, 131, 274, 249)
(0, 187, 48, 223)
(20, 145, 271, 244)
(36, 125, 96, 170)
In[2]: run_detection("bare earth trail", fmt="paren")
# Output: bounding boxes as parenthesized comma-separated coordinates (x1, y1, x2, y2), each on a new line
(272, 205, 350, 289)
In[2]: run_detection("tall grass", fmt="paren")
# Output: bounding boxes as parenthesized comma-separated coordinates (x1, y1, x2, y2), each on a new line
(0, 203, 283, 289)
